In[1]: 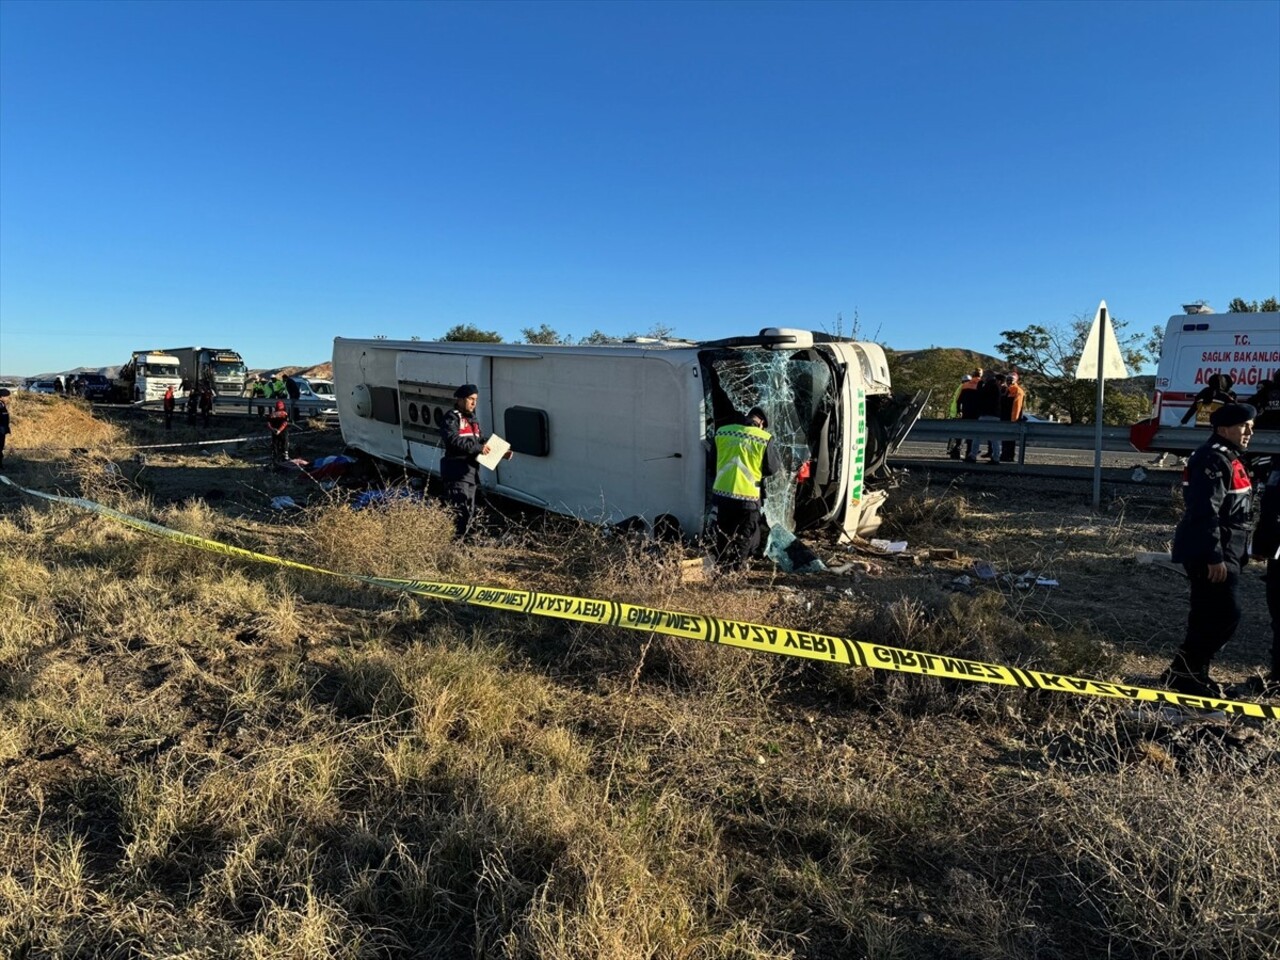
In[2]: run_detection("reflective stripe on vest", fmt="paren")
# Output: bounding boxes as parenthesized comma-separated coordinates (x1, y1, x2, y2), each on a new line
(713, 424, 770, 501)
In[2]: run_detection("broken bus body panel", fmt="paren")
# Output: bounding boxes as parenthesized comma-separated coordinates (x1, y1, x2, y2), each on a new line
(332, 330, 922, 539)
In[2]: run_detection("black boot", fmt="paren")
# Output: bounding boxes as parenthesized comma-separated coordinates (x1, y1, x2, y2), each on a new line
(1159, 651, 1223, 698)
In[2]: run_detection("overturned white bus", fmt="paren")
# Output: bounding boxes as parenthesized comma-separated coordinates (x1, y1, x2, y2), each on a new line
(332, 329, 924, 540)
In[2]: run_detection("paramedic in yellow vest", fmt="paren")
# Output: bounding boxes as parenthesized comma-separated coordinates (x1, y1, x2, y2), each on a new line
(711, 406, 781, 571)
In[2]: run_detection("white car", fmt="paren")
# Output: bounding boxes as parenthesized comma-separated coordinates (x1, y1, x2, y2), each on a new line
(291, 377, 338, 413)
(25, 380, 57, 394)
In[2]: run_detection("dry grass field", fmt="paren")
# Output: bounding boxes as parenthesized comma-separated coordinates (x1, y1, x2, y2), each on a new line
(2, 392, 1278, 959)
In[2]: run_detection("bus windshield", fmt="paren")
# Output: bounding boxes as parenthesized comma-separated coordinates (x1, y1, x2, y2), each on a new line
(699, 347, 840, 534)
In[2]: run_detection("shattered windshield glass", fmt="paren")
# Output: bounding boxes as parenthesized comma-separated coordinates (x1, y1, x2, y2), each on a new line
(700, 347, 836, 569)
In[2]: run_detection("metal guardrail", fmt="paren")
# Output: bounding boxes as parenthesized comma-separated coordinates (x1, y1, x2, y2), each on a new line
(906, 419, 1280, 455)
(135, 396, 338, 419)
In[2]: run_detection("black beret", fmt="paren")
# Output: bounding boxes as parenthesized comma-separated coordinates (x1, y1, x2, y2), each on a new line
(1209, 403, 1256, 427)
(454, 383, 478, 399)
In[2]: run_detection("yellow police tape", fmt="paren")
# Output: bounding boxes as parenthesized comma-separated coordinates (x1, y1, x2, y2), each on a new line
(3, 474, 1276, 720)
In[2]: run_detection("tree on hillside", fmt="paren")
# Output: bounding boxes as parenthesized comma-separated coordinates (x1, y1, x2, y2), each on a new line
(622, 322, 679, 340)
(997, 314, 1157, 424)
(440, 324, 503, 343)
(884, 348, 986, 418)
(520, 324, 571, 345)
(1228, 297, 1280, 312)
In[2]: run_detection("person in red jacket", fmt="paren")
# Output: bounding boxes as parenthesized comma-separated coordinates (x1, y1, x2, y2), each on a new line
(266, 400, 289, 462)
(162, 385, 175, 430)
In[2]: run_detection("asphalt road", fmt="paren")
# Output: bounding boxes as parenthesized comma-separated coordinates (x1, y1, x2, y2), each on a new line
(889, 438, 1185, 491)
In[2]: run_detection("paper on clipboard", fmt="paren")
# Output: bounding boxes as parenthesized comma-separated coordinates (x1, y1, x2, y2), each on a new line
(476, 434, 510, 471)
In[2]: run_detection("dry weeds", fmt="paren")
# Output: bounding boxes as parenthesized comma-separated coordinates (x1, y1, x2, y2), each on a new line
(1, 398, 1277, 959)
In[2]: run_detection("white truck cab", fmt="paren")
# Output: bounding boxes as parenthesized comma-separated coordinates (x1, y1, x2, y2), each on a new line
(126, 352, 184, 403)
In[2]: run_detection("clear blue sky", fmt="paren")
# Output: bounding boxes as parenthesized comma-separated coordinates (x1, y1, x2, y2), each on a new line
(2, 0, 1277, 376)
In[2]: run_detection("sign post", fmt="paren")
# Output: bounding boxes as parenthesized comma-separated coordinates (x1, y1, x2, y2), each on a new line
(1075, 299, 1130, 510)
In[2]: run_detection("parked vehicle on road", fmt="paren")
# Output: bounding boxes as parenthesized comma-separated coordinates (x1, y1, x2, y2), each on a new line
(77, 373, 112, 402)
(116, 351, 184, 402)
(164, 347, 249, 396)
(1130, 306, 1279, 453)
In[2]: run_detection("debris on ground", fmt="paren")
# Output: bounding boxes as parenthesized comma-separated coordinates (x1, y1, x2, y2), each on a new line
(972, 560, 999, 580)
(868, 538, 908, 553)
(305, 454, 357, 480)
(765, 527, 826, 573)
(351, 486, 424, 511)
(828, 559, 882, 576)
(1135, 551, 1183, 573)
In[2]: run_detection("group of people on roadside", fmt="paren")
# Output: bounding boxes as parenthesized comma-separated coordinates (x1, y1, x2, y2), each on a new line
(160, 384, 216, 430)
(249, 374, 292, 400)
(1164, 401, 1280, 698)
(946, 367, 1026, 463)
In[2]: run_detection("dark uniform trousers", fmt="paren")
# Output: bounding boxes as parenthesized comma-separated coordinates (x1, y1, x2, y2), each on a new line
(713, 498, 762, 571)
(446, 478, 478, 539)
(1177, 562, 1243, 673)
(1267, 558, 1280, 677)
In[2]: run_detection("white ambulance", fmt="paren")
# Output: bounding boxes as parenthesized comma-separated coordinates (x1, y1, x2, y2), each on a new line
(1130, 307, 1279, 453)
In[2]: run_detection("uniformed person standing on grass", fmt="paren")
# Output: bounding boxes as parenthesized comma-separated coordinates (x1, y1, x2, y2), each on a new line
(1249, 454, 1280, 696)
(162, 384, 176, 430)
(198, 385, 214, 428)
(1161, 402, 1256, 698)
(710, 406, 781, 571)
(441, 383, 510, 539)
(0, 388, 11, 468)
(266, 399, 290, 462)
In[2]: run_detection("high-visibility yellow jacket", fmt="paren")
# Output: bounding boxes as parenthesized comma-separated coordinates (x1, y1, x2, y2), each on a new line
(713, 424, 772, 501)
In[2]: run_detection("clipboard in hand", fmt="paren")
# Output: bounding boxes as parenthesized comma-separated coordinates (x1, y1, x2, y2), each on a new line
(477, 434, 511, 471)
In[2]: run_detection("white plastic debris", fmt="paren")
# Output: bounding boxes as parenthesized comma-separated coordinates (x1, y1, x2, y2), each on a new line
(271, 496, 300, 511)
(869, 538, 908, 553)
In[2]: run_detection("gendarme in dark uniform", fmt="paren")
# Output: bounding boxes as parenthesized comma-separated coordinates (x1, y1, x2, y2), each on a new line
(441, 383, 490, 539)
(1250, 453, 1280, 695)
(1163, 402, 1256, 697)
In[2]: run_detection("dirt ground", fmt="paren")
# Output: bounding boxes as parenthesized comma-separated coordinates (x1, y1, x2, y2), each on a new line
(4, 399, 1274, 690)
(872, 461, 1273, 679)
